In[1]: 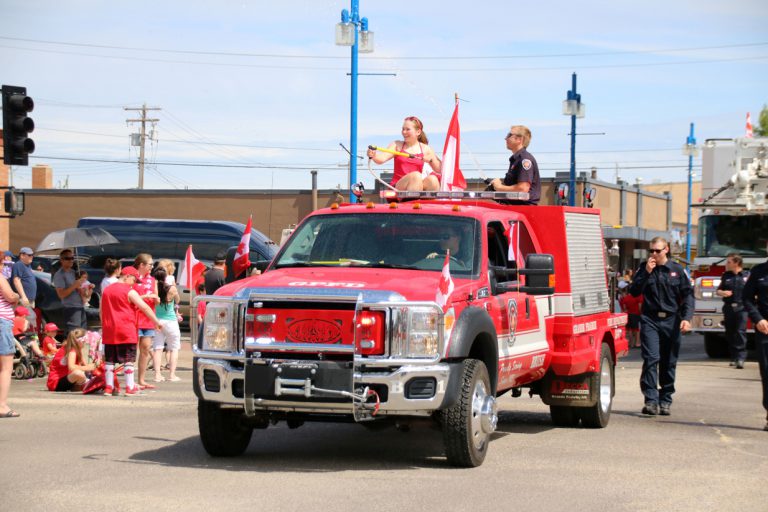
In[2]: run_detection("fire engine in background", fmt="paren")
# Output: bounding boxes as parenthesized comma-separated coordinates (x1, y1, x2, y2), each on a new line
(691, 137, 768, 357)
(193, 191, 628, 467)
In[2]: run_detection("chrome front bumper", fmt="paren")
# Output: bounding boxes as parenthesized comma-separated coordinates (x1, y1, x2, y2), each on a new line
(195, 356, 455, 419)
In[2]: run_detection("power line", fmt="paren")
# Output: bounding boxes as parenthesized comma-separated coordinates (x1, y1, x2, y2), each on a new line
(2, 43, 765, 71)
(1, 36, 765, 60)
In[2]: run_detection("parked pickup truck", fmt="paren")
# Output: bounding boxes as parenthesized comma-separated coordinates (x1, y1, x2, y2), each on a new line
(193, 191, 628, 467)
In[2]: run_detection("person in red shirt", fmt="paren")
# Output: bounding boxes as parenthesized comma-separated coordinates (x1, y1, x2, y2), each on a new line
(101, 266, 162, 396)
(41, 322, 59, 359)
(12, 306, 44, 358)
(619, 286, 644, 348)
(132, 253, 159, 390)
(46, 328, 99, 392)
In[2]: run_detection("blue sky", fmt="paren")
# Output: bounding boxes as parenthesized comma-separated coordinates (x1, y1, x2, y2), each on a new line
(1, 0, 767, 192)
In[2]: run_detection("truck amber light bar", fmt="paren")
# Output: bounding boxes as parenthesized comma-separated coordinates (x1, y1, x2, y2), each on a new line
(378, 190, 530, 202)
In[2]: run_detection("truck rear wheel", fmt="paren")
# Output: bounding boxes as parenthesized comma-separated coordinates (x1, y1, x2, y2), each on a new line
(550, 406, 580, 427)
(580, 343, 613, 428)
(198, 400, 253, 457)
(442, 359, 497, 468)
(704, 334, 729, 359)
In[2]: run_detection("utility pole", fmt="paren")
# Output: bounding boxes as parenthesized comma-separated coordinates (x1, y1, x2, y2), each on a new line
(124, 104, 160, 189)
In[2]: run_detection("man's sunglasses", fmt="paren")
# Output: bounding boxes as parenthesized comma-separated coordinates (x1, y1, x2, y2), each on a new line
(61, 256, 75, 261)
(649, 248, 665, 254)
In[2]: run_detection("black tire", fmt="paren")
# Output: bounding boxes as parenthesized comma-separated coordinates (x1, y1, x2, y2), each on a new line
(580, 343, 614, 428)
(442, 359, 496, 468)
(36, 363, 47, 379)
(550, 405, 580, 427)
(198, 400, 253, 457)
(24, 364, 34, 379)
(704, 333, 729, 359)
(13, 364, 26, 380)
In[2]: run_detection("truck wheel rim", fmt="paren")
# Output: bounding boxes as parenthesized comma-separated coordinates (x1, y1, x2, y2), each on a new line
(471, 380, 495, 449)
(600, 356, 612, 414)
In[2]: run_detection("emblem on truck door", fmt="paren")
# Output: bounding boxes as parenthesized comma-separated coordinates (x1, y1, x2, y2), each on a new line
(507, 299, 518, 346)
(286, 319, 343, 344)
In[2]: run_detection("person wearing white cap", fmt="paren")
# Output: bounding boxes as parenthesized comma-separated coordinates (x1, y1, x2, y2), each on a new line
(11, 247, 37, 327)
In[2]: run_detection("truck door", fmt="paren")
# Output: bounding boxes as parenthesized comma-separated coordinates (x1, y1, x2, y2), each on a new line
(487, 220, 547, 390)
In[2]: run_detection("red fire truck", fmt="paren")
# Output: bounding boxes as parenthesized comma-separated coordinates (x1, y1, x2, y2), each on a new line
(193, 191, 628, 467)
(691, 137, 768, 357)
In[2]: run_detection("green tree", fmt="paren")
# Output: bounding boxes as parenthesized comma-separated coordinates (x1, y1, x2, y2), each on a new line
(756, 105, 768, 137)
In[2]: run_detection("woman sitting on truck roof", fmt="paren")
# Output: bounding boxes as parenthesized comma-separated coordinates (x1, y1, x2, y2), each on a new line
(366, 116, 442, 191)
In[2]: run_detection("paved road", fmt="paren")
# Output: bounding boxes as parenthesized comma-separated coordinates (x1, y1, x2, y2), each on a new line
(2, 334, 766, 512)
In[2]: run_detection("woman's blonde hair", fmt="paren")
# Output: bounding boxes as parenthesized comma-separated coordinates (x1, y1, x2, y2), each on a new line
(63, 328, 87, 363)
(156, 258, 176, 276)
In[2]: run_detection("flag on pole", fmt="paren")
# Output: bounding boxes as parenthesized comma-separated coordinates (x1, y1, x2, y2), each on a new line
(178, 245, 206, 290)
(746, 112, 754, 138)
(439, 100, 467, 191)
(232, 215, 252, 278)
(435, 251, 455, 310)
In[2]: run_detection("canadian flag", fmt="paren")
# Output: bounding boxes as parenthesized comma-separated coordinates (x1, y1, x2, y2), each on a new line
(746, 112, 754, 138)
(439, 102, 467, 191)
(178, 245, 206, 291)
(232, 215, 252, 278)
(504, 222, 522, 266)
(435, 251, 455, 310)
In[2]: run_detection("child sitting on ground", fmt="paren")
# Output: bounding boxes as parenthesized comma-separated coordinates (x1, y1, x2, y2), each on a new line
(47, 328, 101, 392)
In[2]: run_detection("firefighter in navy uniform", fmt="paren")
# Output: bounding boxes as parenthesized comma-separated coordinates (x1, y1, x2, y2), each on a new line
(716, 253, 748, 369)
(489, 125, 540, 205)
(742, 240, 768, 432)
(628, 236, 694, 416)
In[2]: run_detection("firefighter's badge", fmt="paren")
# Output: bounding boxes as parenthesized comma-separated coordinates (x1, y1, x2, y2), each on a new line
(522, 159, 532, 171)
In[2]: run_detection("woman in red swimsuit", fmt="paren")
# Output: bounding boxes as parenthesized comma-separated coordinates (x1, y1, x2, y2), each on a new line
(367, 116, 443, 191)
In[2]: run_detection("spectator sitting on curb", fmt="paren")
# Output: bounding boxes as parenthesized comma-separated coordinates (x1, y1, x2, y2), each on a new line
(46, 328, 100, 392)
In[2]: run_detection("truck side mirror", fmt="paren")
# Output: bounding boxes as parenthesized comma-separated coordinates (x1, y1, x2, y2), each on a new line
(519, 254, 555, 295)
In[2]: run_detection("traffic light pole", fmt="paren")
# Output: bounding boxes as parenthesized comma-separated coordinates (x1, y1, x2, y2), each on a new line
(125, 104, 160, 189)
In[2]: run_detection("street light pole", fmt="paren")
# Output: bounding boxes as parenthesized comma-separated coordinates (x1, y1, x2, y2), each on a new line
(336, 1, 373, 202)
(683, 123, 697, 262)
(562, 72, 585, 207)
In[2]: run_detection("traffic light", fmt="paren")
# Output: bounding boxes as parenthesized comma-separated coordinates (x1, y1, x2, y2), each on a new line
(2, 85, 35, 166)
(2, 187, 25, 217)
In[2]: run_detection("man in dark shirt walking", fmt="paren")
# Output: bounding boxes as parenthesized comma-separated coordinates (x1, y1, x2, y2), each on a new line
(742, 240, 768, 432)
(716, 253, 748, 368)
(628, 237, 694, 416)
(204, 251, 227, 295)
(490, 125, 540, 205)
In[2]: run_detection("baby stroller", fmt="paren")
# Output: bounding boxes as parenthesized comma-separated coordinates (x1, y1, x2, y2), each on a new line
(13, 335, 47, 380)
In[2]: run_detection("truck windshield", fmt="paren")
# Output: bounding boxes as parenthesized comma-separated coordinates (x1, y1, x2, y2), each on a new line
(274, 213, 480, 276)
(697, 214, 768, 257)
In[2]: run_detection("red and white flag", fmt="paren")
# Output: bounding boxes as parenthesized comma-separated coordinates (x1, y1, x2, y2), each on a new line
(503, 222, 523, 268)
(439, 102, 467, 192)
(746, 112, 754, 138)
(178, 245, 206, 291)
(232, 215, 252, 278)
(435, 251, 455, 310)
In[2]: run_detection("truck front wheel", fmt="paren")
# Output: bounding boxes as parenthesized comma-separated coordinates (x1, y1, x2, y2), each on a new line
(198, 400, 253, 457)
(441, 359, 497, 468)
(704, 333, 729, 359)
(580, 343, 614, 428)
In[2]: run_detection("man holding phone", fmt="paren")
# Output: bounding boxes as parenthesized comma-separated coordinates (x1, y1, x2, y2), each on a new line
(628, 237, 694, 416)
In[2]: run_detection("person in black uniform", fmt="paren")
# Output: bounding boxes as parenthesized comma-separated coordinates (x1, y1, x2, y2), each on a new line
(742, 239, 768, 432)
(716, 253, 748, 369)
(628, 237, 693, 416)
(489, 125, 540, 205)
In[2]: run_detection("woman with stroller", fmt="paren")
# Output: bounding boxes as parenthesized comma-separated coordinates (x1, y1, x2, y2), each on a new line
(0, 272, 20, 417)
(46, 328, 100, 392)
(152, 261, 182, 383)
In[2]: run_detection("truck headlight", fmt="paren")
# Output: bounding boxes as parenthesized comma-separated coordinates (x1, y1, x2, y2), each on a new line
(694, 277, 720, 300)
(202, 302, 235, 352)
(392, 306, 441, 358)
